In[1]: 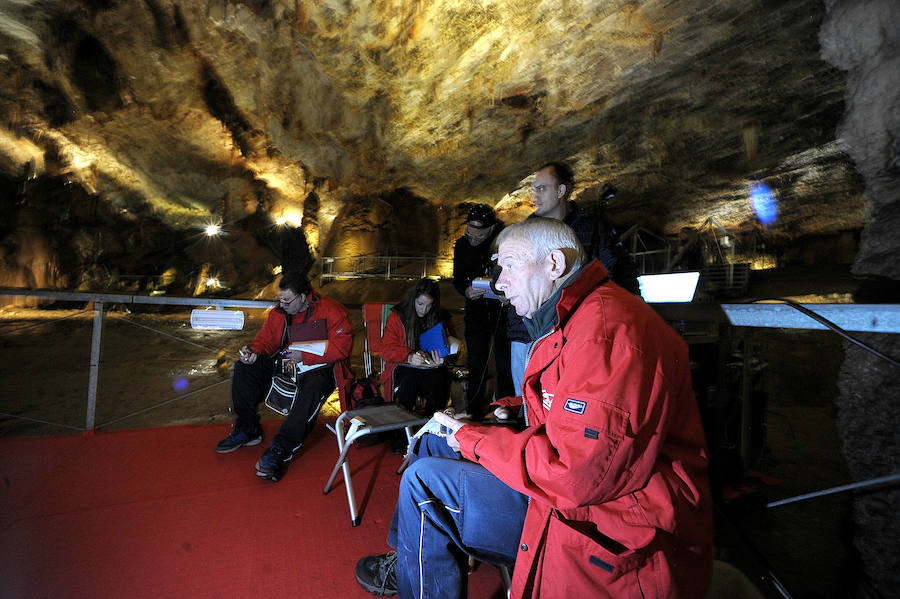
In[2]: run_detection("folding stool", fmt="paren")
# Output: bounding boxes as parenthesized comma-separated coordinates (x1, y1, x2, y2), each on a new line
(323, 403, 429, 526)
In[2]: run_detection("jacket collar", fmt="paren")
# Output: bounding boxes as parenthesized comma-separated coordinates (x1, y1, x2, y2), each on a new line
(523, 259, 609, 339)
(550, 259, 610, 330)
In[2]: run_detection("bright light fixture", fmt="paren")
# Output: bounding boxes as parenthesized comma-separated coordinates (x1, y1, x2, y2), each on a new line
(205, 223, 222, 236)
(190, 308, 245, 330)
(638, 272, 701, 303)
(275, 211, 302, 227)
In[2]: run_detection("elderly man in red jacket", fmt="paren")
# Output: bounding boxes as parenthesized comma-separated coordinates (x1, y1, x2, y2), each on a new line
(356, 217, 712, 598)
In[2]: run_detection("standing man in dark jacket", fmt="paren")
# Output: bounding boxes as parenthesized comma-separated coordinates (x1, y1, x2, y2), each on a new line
(452, 204, 513, 420)
(215, 271, 353, 482)
(508, 162, 639, 396)
(529, 163, 635, 285)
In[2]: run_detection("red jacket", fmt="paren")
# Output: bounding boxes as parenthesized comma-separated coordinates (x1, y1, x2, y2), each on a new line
(455, 260, 713, 598)
(378, 310, 456, 402)
(248, 291, 354, 408)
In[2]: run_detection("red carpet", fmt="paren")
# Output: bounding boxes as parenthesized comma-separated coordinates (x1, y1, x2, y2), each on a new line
(0, 420, 506, 599)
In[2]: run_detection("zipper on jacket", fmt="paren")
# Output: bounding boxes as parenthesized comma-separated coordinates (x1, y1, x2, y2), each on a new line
(522, 330, 554, 428)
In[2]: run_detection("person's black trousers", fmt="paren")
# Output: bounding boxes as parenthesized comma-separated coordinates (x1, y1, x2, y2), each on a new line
(463, 303, 512, 418)
(392, 364, 450, 414)
(231, 358, 335, 451)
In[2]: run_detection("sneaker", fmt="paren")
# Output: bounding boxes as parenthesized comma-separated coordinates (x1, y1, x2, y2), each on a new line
(355, 552, 398, 596)
(215, 428, 263, 453)
(255, 444, 293, 482)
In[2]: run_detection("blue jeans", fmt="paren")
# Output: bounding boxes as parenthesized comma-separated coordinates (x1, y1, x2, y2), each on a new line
(387, 434, 528, 599)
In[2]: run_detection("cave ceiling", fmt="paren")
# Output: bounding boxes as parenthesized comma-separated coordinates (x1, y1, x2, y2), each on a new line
(0, 0, 865, 248)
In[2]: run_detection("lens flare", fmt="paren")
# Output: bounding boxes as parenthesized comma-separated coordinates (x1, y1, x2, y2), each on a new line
(750, 183, 777, 226)
(173, 377, 189, 392)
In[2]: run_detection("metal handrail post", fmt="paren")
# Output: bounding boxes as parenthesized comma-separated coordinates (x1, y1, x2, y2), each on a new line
(86, 301, 104, 430)
(727, 245, 735, 288)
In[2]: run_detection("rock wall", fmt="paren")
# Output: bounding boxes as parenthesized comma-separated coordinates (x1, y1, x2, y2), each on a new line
(821, 0, 900, 595)
(0, 0, 868, 246)
(0, 172, 281, 300)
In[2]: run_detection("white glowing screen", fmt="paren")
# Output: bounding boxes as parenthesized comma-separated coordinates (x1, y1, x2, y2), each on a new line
(637, 272, 701, 303)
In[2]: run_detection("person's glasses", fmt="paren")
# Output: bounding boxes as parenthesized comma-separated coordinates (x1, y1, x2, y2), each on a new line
(467, 221, 488, 230)
(279, 295, 299, 306)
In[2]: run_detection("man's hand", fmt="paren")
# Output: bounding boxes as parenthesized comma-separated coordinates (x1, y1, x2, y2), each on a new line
(432, 411, 466, 452)
(465, 285, 487, 301)
(239, 346, 258, 364)
(493, 406, 513, 420)
(288, 350, 304, 365)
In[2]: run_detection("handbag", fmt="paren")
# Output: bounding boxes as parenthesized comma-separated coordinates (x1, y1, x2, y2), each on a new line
(264, 372, 299, 415)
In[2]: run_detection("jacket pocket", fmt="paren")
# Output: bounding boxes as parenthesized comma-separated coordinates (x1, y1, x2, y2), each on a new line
(537, 511, 652, 598)
(551, 398, 630, 486)
(557, 397, 628, 438)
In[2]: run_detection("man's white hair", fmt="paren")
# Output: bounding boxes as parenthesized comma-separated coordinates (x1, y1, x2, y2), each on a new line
(497, 217, 586, 271)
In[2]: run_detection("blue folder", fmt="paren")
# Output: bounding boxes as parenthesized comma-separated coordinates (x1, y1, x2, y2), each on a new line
(418, 323, 450, 357)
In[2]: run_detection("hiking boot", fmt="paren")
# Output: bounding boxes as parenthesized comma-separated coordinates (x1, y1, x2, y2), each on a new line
(255, 444, 293, 482)
(355, 552, 398, 596)
(215, 428, 263, 453)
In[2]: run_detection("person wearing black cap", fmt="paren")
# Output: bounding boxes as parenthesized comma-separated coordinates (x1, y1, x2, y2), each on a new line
(451, 203, 514, 420)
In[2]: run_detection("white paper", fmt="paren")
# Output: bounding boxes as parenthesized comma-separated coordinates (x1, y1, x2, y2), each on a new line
(288, 339, 328, 355)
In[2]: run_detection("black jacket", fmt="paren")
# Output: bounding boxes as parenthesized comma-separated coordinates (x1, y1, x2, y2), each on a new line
(453, 223, 504, 321)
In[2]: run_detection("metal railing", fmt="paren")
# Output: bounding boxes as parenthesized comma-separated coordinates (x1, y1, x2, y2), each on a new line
(631, 248, 673, 275)
(320, 256, 452, 280)
(0, 288, 273, 432)
(700, 263, 751, 296)
(5, 286, 897, 435)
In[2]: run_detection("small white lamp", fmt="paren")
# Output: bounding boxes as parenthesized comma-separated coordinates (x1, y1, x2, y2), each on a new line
(190, 307, 245, 330)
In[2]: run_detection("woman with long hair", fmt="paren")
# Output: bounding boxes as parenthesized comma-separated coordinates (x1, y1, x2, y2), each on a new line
(379, 278, 457, 414)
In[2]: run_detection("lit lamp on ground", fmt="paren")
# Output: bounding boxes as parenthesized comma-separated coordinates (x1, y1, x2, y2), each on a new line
(190, 307, 245, 330)
(637, 271, 701, 303)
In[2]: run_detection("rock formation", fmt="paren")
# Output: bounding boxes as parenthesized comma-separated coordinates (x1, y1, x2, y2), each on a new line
(821, 0, 900, 595)
(0, 0, 868, 295)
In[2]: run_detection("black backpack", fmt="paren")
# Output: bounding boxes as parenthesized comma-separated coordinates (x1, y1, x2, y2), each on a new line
(348, 376, 384, 410)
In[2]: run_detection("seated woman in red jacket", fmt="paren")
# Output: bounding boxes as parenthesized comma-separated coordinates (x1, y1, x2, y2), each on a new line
(379, 278, 457, 414)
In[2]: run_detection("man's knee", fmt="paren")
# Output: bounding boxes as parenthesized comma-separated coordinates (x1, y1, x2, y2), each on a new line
(413, 433, 459, 460)
(233, 359, 268, 384)
(400, 456, 432, 489)
(400, 456, 452, 498)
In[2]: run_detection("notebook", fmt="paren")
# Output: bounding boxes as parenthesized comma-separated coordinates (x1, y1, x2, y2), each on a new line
(288, 319, 328, 355)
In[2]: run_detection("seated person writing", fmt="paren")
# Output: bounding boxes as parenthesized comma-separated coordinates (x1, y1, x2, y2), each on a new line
(379, 278, 458, 415)
(214, 271, 353, 483)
